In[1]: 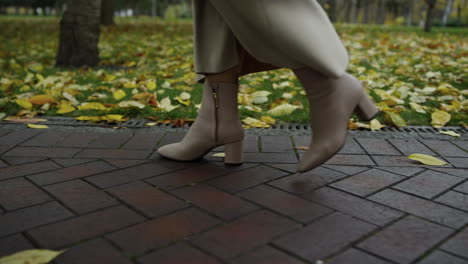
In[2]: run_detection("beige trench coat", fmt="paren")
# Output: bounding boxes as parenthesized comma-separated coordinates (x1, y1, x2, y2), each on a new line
(192, 0, 350, 83)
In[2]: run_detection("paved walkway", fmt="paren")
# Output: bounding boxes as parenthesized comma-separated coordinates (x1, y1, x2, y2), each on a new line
(0, 123, 467, 264)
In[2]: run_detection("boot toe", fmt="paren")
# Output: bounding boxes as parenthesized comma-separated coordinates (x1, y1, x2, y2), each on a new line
(157, 143, 180, 160)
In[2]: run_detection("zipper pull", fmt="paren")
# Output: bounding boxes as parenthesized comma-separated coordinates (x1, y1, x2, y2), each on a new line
(212, 85, 219, 108)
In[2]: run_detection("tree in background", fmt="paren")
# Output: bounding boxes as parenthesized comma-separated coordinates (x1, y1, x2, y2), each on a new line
(101, 0, 115, 25)
(56, 0, 102, 67)
(442, 0, 455, 26)
(424, 0, 437, 31)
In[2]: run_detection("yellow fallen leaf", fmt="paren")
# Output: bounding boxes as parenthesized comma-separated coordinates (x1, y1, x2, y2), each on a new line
(3, 117, 48, 123)
(354, 122, 370, 129)
(15, 99, 33, 109)
(211, 152, 225, 157)
(103, 114, 128, 122)
(159, 97, 180, 112)
(384, 111, 407, 127)
(144, 122, 158, 126)
(124, 61, 136, 67)
(431, 110, 451, 128)
(56, 105, 76, 114)
(242, 117, 270, 128)
(294, 146, 309, 150)
(36, 73, 44, 82)
(409, 102, 426, 113)
(27, 123, 48, 129)
(407, 153, 448, 166)
(374, 89, 404, 104)
(441, 100, 461, 112)
(103, 73, 116, 82)
(146, 80, 157, 91)
(78, 102, 108, 110)
(123, 81, 136, 88)
(376, 101, 391, 111)
(267, 103, 300, 116)
(437, 131, 460, 137)
(113, 89, 126, 101)
(179, 91, 191, 100)
(175, 96, 191, 106)
(76, 116, 102, 122)
(0, 249, 65, 264)
(132, 92, 152, 100)
(29, 95, 55, 105)
(260, 115, 276, 125)
(19, 85, 30, 92)
(370, 119, 386, 131)
(117, 100, 146, 109)
(251, 91, 271, 104)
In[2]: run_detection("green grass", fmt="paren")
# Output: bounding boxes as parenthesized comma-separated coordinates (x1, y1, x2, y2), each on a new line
(0, 17, 466, 128)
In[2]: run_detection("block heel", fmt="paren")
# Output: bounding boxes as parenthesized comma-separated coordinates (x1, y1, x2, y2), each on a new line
(354, 92, 379, 121)
(224, 140, 243, 165)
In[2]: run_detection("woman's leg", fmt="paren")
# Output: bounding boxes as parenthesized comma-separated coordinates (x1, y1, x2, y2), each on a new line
(293, 67, 379, 172)
(202, 0, 378, 173)
(205, 64, 241, 83)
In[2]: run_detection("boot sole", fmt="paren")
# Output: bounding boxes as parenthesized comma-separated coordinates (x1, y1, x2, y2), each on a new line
(157, 141, 244, 166)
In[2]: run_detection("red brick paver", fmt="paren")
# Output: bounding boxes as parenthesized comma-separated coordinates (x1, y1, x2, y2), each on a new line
(0, 126, 466, 264)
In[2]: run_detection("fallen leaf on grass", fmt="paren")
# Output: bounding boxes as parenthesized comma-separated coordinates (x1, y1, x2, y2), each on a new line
(77, 102, 108, 110)
(267, 103, 300, 116)
(370, 119, 386, 131)
(384, 111, 407, 127)
(29, 94, 55, 105)
(0, 249, 65, 264)
(56, 104, 76, 114)
(15, 99, 32, 109)
(431, 110, 451, 128)
(117, 100, 145, 109)
(113, 89, 126, 101)
(159, 97, 180, 112)
(407, 153, 448, 166)
(242, 117, 270, 128)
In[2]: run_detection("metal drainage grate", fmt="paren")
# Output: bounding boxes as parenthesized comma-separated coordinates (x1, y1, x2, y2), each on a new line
(0, 116, 466, 134)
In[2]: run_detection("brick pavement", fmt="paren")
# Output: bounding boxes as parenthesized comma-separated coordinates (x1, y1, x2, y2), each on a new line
(0, 124, 467, 264)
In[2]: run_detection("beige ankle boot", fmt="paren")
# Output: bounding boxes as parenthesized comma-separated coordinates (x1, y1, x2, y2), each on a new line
(293, 67, 380, 173)
(156, 80, 244, 165)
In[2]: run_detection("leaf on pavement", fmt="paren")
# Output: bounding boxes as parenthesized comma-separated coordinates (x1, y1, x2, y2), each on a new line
(0, 249, 65, 264)
(407, 153, 448, 166)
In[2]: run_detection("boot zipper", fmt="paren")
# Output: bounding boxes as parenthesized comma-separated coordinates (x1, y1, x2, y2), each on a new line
(212, 83, 219, 144)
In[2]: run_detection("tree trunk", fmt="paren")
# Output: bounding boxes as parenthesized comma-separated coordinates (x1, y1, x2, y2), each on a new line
(349, 0, 358, 23)
(363, 0, 370, 24)
(56, 0, 102, 67)
(101, 0, 115, 25)
(424, 0, 437, 32)
(442, 0, 454, 26)
(328, 0, 337, 22)
(376, 0, 386, 24)
(457, 3, 462, 22)
(406, 0, 414, 26)
(151, 0, 157, 17)
(55, 1, 63, 16)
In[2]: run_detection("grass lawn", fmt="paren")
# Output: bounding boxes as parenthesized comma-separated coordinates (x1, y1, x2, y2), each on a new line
(0, 16, 466, 129)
